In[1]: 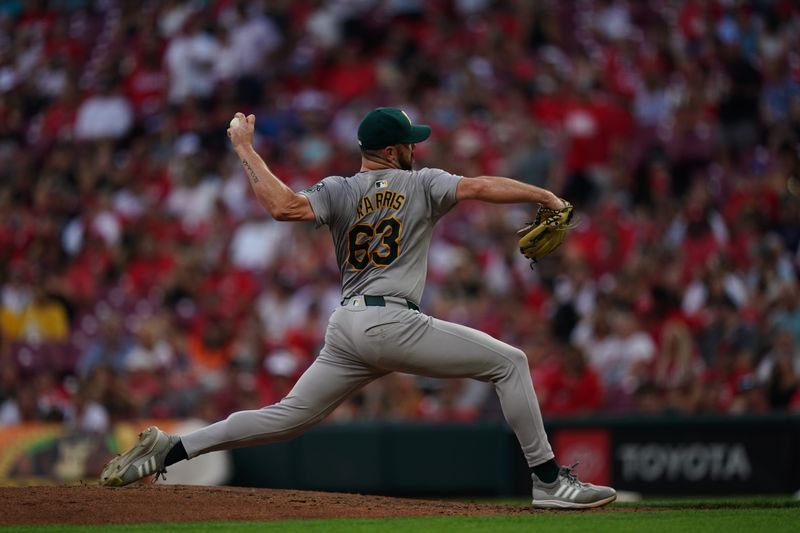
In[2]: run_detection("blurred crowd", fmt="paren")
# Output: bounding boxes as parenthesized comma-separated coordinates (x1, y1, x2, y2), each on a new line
(1, 0, 800, 433)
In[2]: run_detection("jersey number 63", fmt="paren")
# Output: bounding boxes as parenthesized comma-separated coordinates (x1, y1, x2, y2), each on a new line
(347, 217, 402, 270)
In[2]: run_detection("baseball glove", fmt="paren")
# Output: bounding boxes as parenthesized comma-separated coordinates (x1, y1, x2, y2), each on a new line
(517, 201, 574, 263)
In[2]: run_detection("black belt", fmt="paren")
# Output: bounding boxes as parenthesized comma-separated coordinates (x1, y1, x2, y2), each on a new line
(342, 295, 419, 311)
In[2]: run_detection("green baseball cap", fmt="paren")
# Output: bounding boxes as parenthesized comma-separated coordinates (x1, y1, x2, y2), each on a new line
(357, 107, 432, 150)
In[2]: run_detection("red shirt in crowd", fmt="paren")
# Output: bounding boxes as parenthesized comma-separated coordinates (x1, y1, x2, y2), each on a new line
(535, 358, 604, 416)
(323, 52, 377, 104)
(124, 63, 168, 118)
(532, 93, 633, 173)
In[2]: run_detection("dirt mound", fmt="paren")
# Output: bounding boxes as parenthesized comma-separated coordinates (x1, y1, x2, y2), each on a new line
(1, 485, 538, 524)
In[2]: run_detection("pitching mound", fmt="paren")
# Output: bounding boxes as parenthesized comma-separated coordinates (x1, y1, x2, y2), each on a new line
(1, 485, 543, 525)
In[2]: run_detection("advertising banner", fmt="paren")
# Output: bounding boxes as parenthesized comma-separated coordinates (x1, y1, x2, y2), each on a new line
(611, 420, 799, 494)
(0, 420, 230, 486)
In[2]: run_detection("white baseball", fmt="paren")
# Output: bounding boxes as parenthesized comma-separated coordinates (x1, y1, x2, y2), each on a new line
(229, 117, 240, 128)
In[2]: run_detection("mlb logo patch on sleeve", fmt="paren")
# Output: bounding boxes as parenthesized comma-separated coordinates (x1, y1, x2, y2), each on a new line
(375, 180, 388, 189)
(303, 182, 325, 193)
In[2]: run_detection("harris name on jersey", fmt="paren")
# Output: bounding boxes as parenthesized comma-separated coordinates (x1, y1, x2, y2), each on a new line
(355, 189, 406, 219)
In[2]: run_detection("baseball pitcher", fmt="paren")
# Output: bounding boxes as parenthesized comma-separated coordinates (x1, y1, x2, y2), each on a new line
(101, 108, 616, 509)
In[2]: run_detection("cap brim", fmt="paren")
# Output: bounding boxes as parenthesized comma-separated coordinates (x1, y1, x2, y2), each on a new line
(400, 124, 431, 144)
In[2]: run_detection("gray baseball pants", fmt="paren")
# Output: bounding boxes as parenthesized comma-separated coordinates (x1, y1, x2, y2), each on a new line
(181, 296, 554, 467)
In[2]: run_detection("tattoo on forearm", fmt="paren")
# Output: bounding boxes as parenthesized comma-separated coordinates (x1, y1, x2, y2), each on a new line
(241, 159, 259, 183)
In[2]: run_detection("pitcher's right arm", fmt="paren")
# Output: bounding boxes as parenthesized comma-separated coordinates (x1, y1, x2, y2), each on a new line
(228, 112, 315, 222)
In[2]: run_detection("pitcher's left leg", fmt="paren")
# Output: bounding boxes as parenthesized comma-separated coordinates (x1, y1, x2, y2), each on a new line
(364, 310, 553, 467)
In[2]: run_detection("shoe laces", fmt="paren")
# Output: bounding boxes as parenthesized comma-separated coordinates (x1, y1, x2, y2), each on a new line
(560, 463, 585, 487)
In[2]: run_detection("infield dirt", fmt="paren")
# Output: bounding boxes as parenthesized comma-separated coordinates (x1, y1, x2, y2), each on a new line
(0, 485, 624, 524)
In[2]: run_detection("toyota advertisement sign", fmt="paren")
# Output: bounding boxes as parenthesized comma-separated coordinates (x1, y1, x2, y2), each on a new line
(549, 415, 800, 495)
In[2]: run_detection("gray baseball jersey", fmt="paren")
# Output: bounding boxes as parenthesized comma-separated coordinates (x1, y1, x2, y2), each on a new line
(299, 167, 462, 304)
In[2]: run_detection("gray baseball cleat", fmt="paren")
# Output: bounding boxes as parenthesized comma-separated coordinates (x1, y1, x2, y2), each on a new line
(531, 464, 617, 509)
(100, 426, 179, 487)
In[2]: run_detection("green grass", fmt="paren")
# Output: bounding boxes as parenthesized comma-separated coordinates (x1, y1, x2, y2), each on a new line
(487, 494, 800, 509)
(5, 497, 800, 532)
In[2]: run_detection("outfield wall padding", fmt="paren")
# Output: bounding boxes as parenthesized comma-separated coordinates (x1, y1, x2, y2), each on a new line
(229, 414, 800, 496)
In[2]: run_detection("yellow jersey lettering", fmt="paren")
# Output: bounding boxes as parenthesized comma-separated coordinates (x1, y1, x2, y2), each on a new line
(355, 190, 405, 219)
(363, 196, 374, 215)
(391, 193, 405, 210)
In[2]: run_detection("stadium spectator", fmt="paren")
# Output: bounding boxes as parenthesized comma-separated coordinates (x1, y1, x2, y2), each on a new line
(186, 314, 235, 384)
(756, 328, 800, 410)
(73, 78, 134, 141)
(64, 380, 110, 434)
(164, 14, 221, 104)
(123, 43, 169, 122)
(1, 283, 69, 344)
(123, 316, 174, 374)
(217, 2, 281, 80)
(535, 344, 604, 416)
(76, 313, 132, 378)
(653, 319, 701, 384)
(769, 286, 800, 344)
(0, 384, 38, 425)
